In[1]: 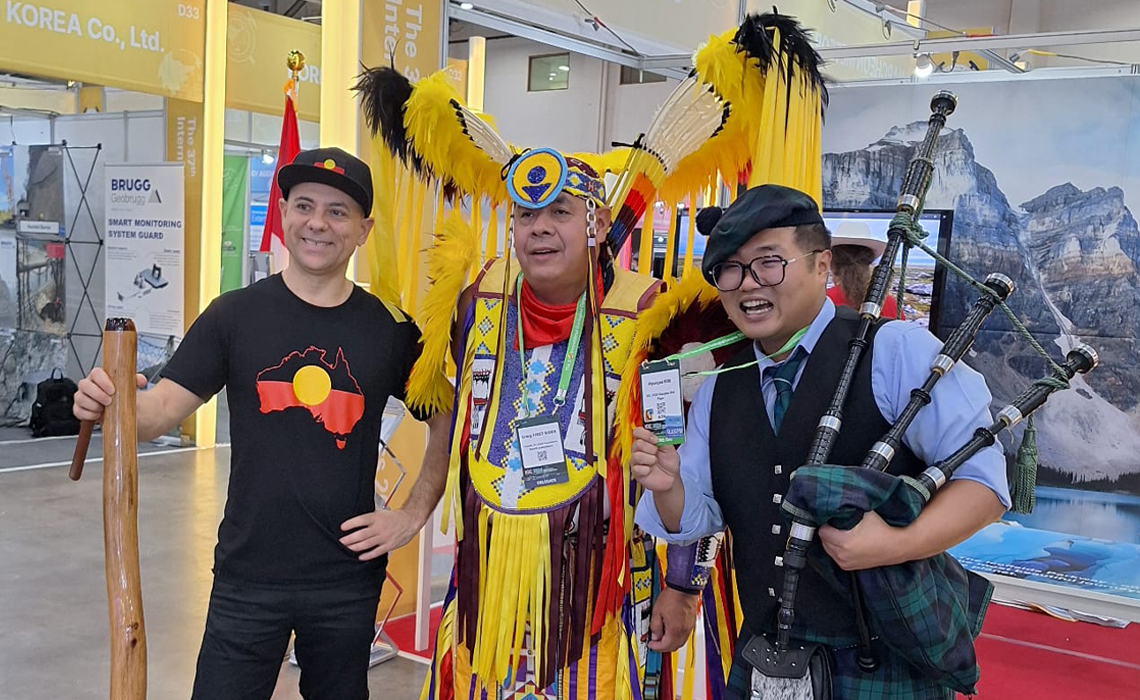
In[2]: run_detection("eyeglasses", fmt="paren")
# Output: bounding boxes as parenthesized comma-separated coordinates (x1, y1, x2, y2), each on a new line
(711, 250, 825, 291)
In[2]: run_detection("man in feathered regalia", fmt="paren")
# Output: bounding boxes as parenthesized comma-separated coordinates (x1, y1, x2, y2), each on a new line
(353, 12, 828, 700)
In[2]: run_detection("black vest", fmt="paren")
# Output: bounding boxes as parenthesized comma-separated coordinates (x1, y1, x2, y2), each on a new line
(708, 307, 923, 641)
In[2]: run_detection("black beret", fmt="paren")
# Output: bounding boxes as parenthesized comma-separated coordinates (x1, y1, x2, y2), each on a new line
(701, 184, 825, 285)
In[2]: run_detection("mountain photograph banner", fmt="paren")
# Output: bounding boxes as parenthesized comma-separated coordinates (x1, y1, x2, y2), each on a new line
(821, 75, 1140, 556)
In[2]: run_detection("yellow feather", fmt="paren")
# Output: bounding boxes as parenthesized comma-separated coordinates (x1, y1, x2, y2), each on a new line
(683, 190, 698, 273)
(663, 204, 679, 282)
(659, 30, 760, 204)
(404, 71, 511, 203)
(570, 147, 632, 177)
(366, 141, 403, 307)
(405, 209, 480, 417)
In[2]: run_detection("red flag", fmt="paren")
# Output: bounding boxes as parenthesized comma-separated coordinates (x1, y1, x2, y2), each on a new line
(260, 92, 301, 270)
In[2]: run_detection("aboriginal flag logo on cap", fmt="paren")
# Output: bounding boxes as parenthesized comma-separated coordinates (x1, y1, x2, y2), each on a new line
(255, 346, 365, 449)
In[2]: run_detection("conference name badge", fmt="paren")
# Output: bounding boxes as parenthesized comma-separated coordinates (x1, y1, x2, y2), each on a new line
(515, 415, 570, 490)
(639, 359, 685, 446)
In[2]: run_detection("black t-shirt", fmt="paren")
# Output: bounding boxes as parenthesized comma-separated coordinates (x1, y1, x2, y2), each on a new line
(161, 274, 427, 586)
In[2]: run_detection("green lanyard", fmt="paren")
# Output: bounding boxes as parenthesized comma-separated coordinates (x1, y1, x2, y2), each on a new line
(654, 325, 811, 378)
(515, 273, 587, 417)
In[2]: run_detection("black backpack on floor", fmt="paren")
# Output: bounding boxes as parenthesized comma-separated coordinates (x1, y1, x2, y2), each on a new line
(29, 369, 81, 437)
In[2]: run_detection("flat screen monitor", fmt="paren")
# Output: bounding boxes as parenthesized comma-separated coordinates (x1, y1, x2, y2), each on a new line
(821, 209, 953, 333)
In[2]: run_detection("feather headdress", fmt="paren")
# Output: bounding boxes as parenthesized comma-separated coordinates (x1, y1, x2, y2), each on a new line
(607, 11, 829, 260)
(354, 65, 514, 203)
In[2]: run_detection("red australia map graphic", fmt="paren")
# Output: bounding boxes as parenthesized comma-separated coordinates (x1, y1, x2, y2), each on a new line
(255, 346, 365, 449)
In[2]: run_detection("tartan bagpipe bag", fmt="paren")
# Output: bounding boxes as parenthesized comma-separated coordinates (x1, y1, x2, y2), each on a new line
(781, 465, 991, 696)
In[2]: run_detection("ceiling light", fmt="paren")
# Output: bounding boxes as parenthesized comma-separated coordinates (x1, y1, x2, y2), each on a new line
(261, 151, 275, 165)
(459, 2, 474, 9)
(914, 53, 934, 78)
(558, 65, 569, 71)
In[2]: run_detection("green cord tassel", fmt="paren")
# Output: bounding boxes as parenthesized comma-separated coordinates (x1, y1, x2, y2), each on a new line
(1011, 415, 1039, 514)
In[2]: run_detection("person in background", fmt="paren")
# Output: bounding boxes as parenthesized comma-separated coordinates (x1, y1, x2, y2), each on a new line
(826, 221, 905, 319)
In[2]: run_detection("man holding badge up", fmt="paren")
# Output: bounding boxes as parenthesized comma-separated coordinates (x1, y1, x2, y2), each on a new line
(632, 184, 1009, 700)
(640, 359, 686, 446)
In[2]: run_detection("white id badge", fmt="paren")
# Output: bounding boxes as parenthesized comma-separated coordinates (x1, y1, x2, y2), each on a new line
(515, 416, 569, 489)
(639, 359, 685, 445)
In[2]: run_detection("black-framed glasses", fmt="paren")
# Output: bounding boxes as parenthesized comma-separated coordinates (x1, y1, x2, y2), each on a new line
(711, 250, 825, 291)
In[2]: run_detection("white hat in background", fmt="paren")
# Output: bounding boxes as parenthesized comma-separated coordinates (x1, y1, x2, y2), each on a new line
(830, 221, 887, 260)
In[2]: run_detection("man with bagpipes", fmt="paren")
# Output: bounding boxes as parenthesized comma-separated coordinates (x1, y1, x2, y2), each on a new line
(630, 87, 1098, 698)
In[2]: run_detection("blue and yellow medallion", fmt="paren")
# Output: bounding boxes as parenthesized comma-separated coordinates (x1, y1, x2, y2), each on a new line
(506, 147, 568, 209)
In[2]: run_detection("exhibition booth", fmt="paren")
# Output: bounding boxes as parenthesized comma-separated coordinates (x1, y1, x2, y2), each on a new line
(2, 1, 1139, 698)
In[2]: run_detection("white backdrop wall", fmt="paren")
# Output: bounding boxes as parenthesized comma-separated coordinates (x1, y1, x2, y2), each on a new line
(0, 110, 167, 379)
(0, 116, 51, 146)
(603, 63, 678, 153)
(452, 36, 680, 156)
(891, 0, 1140, 35)
(58, 110, 166, 378)
(476, 36, 605, 153)
(224, 108, 320, 150)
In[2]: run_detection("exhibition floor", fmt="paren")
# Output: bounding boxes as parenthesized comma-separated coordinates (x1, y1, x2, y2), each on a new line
(0, 445, 430, 700)
(2, 440, 1137, 699)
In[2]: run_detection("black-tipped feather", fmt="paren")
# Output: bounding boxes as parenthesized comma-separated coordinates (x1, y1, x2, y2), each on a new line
(352, 65, 426, 173)
(734, 12, 829, 118)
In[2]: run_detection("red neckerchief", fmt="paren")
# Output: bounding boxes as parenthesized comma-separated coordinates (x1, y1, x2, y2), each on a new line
(514, 272, 604, 350)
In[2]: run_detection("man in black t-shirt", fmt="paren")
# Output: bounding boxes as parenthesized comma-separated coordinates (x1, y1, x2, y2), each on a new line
(74, 147, 451, 700)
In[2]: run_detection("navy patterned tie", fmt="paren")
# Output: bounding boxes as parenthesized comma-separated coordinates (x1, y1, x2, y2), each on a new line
(766, 347, 806, 434)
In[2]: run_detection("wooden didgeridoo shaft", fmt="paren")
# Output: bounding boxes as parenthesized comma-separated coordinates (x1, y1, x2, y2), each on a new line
(101, 318, 147, 699)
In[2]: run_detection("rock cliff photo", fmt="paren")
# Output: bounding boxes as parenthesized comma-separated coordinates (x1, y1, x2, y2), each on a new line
(821, 77, 1140, 535)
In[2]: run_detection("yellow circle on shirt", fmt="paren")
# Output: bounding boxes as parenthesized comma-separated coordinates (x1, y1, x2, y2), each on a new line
(293, 365, 332, 406)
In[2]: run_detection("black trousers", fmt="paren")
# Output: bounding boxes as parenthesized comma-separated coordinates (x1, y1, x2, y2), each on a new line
(190, 575, 385, 700)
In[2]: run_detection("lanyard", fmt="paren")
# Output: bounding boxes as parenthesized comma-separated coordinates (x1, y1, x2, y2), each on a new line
(654, 325, 811, 378)
(515, 273, 587, 417)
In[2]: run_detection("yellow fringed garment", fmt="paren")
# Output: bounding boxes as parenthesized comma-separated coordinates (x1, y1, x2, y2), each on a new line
(441, 333, 477, 540)
(662, 17, 826, 207)
(739, 24, 825, 204)
(405, 179, 429, 311)
(470, 513, 551, 683)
